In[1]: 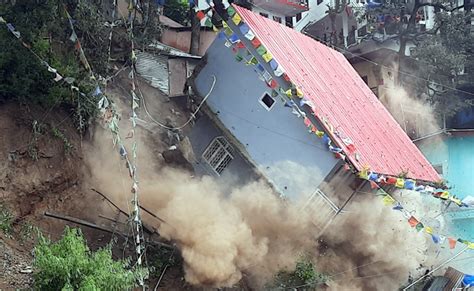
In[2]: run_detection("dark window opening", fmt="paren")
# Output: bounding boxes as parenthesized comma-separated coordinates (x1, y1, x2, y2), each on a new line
(285, 16, 293, 28)
(296, 13, 302, 22)
(260, 12, 269, 18)
(361, 75, 369, 84)
(261, 93, 275, 110)
(273, 16, 282, 23)
(433, 164, 443, 175)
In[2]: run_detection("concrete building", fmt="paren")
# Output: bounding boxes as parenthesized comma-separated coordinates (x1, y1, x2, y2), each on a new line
(187, 5, 440, 227)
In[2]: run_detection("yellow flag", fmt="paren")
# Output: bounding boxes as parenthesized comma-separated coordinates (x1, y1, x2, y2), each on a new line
(395, 178, 405, 188)
(382, 195, 396, 206)
(359, 168, 369, 180)
(296, 88, 304, 97)
(232, 13, 241, 25)
(425, 226, 433, 234)
(262, 52, 273, 62)
(212, 25, 219, 32)
(315, 130, 324, 138)
(285, 89, 292, 97)
(468, 242, 474, 249)
(222, 21, 228, 28)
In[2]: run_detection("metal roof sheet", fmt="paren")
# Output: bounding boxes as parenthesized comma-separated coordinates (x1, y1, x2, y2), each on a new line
(235, 5, 440, 182)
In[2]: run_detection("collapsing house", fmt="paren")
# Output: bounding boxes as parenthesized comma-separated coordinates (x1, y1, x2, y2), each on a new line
(187, 5, 440, 228)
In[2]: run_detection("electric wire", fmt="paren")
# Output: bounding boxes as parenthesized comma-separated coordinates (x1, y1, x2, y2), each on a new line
(139, 74, 217, 130)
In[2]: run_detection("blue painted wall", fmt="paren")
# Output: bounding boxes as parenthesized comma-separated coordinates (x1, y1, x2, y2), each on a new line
(188, 115, 258, 187)
(194, 33, 339, 200)
(417, 134, 474, 199)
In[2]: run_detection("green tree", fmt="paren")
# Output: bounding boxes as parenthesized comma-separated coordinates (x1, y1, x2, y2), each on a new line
(270, 257, 328, 290)
(163, 0, 190, 25)
(34, 227, 145, 291)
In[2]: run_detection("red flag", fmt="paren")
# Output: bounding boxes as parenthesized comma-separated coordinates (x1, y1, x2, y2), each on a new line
(251, 37, 261, 48)
(408, 216, 419, 227)
(386, 177, 397, 185)
(370, 181, 379, 189)
(268, 79, 278, 89)
(196, 11, 205, 20)
(343, 164, 350, 171)
(448, 237, 457, 249)
(235, 41, 245, 49)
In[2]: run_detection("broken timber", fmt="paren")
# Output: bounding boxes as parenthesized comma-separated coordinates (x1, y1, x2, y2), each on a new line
(44, 212, 173, 249)
(91, 188, 167, 224)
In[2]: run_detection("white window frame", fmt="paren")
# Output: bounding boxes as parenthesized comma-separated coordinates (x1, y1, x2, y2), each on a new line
(202, 136, 234, 176)
(259, 92, 276, 111)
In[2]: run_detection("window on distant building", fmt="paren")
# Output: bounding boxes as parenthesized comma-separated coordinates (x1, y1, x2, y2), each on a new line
(433, 164, 443, 175)
(202, 136, 234, 175)
(285, 16, 293, 27)
(317, 0, 323, 5)
(273, 16, 282, 23)
(260, 12, 269, 18)
(260, 92, 276, 110)
(296, 13, 302, 22)
(361, 75, 369, 84)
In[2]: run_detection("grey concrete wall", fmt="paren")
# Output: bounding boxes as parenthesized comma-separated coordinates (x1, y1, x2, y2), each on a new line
(194, 33, 340, 201)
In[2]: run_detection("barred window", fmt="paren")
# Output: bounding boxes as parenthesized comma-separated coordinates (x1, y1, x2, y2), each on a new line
(202, 137, 234, 175)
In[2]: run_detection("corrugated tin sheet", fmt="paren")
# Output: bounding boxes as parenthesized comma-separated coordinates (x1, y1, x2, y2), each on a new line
(136, 51, 169, 95)
(235, 5, 440, 182)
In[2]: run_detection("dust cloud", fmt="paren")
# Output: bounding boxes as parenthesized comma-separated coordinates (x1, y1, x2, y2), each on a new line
(380, 81, 440, 139)
(83, 125, 427, 289)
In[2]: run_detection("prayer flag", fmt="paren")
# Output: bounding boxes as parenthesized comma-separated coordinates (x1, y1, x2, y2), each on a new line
(448, 238, 457, 249)
(196, 11, 205, 20)
(274, 65, 285, 77)
(247, 57, 258, 65)
(54, 73, 63, 82)
(315, 130, 324, 138)
(256, 45, 267, 55)
(404, 179, 415, 190)
(440, 191, 450, 199)
(368, 172, 379, 181)
(251, 37, 261, 48)
(236, 41, 245, 49)
(268, 79, 277, 89)
(232, 13, 241, 25)
(245, 30, 255, 40)
(431, 234, 440, 244)
(204, 17, 213, 28)
(262, 52, 273, 62)
(382, 195, 395, 206)
(395, 178, 405, 188)
(224, 27, 233, 36)
(392, 203, 403, 211)
(425, 226, 433, 234)
(227, 6, 236, 17)
(408, 216, 419, 227)
(370, 181, 379, 189)
(386, 177, 397, 185)
(415, 222, 424, 232)
(269, 59, 278, 70)
(296, 88, 304, 98)
(303, 117, 311, 127)
(229, 33, 239, 43)
(239, 23, 250, 34)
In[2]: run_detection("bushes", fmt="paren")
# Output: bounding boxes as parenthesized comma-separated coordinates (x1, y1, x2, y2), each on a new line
(34, 227, 145, 290)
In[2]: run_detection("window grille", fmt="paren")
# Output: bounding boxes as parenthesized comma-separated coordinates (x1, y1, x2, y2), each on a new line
(202, 137, 234, 175)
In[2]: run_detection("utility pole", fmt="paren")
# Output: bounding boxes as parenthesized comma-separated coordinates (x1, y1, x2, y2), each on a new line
(190, 0, 200, 55)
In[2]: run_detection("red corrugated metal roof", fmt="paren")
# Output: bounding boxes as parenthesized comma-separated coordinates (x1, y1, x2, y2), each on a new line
(235, 5, 440, 182)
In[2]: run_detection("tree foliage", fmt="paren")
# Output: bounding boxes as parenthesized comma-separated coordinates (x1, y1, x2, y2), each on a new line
(163, 0, 190, 25)
(270, 257, 327, 290)
(347, 0, 473, 117)
(0, 0, 110, 132)
(34, 227, 144, 291)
